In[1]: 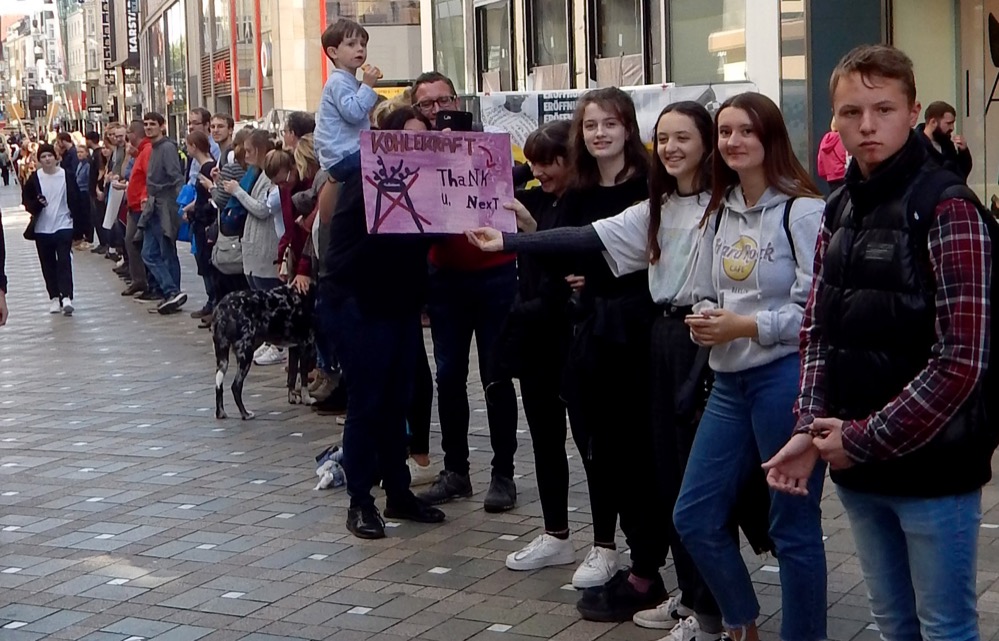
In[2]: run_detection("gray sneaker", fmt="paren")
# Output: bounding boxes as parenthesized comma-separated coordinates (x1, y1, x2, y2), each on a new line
(417, 470, 473, 505)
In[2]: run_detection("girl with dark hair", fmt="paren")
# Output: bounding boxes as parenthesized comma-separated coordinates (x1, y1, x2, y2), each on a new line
(469, 102, 748, 636)
(676, 92, 827, 641)
(471, 89, 663, 614)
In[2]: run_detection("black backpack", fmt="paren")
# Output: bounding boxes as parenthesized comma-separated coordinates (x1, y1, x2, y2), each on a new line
(904, 170, 999, 451)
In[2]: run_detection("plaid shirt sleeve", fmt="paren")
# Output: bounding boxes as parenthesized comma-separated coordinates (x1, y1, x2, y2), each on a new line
(840, 198, 991, 463)
(792, 212, 832, 432)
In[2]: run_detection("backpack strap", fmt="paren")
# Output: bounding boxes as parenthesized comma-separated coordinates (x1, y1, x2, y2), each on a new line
(783, 197, 798, 264)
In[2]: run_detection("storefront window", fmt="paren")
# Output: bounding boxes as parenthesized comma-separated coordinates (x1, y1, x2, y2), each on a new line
(166, 2, 187, 137)
(593, 0, 644, 87)
(145, 21, 167, 114)
(669, 0, 746, 84)
(780, 1, 808, 168)
(214, 0, 231, 53)
(527, 0, 570, 89)
(201, 0, 213, 52)
(432, 0, 465, 94)
(476, 1, 512, 91)
(235, 0, 257, 119)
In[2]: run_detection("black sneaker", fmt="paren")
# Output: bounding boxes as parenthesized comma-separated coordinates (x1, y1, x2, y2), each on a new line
(346, 505, 386, 540)
(135, 291, 161, 302)
(384, 493, 446, 523)
(312, 385, 347, 415)
(157, 292, 188, 314)
(483, 474, 517, 513)
(576, 569, 667, 623)
(417, 470, 473, 505)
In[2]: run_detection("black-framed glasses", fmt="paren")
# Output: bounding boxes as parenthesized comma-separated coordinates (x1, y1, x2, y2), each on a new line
(416, 96, 457, 112)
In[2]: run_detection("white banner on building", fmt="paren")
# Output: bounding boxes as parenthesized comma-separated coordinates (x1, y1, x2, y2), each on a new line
(478, 83, 757, 151)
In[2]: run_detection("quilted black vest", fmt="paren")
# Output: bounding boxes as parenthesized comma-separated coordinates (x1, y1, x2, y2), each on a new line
(820, 134, 991, 497)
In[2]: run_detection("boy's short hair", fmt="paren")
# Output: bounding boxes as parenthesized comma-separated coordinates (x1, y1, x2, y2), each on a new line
(190, 107, 212, 125)
(321, 19, 369, 59)
(211, 113, 235, 129)
(85, 130, 101, 144)
(829, 45, 916, 106)
(37, 143, 56, 158)
(924, 101, 956, 122)
(143, 112, 166, 126)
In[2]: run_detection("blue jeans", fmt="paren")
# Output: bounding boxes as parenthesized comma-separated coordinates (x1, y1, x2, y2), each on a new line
(838, 486, 981, 641)
(328, 151, 361, 183)
(427, 262, 518, 478)
(325, 287, 420, 509)
(140, 210, 180, 297)
(674, 354, 826, 641)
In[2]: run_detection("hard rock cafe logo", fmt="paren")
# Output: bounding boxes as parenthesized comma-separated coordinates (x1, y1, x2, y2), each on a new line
(717, 235, 775, 281)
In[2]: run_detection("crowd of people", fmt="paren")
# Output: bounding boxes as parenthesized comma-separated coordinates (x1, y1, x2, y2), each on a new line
(2, 20, 995, 641)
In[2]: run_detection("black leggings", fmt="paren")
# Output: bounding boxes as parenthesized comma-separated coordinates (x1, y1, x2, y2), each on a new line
(408, 338, 434, 456)
(520, 361, 569, 533)
(565, 320, 664, 579)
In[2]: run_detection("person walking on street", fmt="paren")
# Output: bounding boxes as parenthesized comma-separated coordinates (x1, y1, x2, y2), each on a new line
(20, 143, 88, 315)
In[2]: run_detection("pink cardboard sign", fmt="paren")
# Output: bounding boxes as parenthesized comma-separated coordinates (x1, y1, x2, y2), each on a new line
(361, 130, 517, 234)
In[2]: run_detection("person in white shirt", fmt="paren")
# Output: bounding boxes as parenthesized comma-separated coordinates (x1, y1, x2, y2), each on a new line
(20, 143, 87, 315)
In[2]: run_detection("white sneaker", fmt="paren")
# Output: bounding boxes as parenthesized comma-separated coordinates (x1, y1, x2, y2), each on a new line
(62, 299, 74, 316)
(506, 534, 575, 571)
(49, 298, 62, 314)
(571, 545, 619, 588)
(407, 458, 439, 487)
(635, 596, 696, 630)
(115, 257, 125, 268)
(657, 617, 721, 641)
(255, 345, 287, 366)
(253, 343, 270, 360)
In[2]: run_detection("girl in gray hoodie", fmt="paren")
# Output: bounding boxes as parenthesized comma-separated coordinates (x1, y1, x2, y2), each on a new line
(674, 93, 827, 641)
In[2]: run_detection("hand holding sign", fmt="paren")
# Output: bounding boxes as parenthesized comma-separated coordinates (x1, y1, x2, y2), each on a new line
(361, 130, 516, 235)
(465, 227, 504, 251)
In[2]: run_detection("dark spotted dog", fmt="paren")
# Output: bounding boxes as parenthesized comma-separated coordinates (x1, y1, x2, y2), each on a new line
(213, 286, 316, 420)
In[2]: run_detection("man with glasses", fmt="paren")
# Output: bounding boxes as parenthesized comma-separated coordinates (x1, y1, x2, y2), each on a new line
(411, 72, 521, 514)
(283, 111, 316, 152)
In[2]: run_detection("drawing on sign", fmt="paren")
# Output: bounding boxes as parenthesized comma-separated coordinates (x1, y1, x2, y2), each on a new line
(366, 157, 428, 233)
(361, 130, 515, 235)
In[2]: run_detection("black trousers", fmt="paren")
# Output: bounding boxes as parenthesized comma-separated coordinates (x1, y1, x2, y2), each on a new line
(0, 164, 9, 186)
(408, 338, 434, 456)
(35, 229, 74, 300)
(650, 315, 721, 617)
(90, 196, 109, 247)
(564, 315, 664, 579)
(520, 359, 569, 533)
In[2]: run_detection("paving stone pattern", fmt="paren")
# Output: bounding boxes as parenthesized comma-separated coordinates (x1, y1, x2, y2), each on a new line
(3, 181, 999, 640)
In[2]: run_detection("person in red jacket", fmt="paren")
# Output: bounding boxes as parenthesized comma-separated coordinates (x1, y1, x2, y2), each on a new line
(816, 117, 847, 191)
(409, 71, 520, 513)
(123, 120, 154, 299)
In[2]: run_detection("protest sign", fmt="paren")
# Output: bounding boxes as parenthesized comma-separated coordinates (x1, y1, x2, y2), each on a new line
(360, 130, 516, 235)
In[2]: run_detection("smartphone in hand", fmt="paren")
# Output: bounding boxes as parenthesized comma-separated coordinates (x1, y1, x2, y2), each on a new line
(435, 110, 474, 132)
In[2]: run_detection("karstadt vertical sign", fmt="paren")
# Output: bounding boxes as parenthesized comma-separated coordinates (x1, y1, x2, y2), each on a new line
(126, 0, 139, 66)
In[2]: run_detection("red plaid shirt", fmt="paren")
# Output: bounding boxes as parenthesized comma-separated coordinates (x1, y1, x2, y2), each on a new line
(794, 198, 991, 463)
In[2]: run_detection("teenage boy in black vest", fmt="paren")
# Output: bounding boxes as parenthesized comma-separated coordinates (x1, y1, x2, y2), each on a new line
(765, 45, 991, 639)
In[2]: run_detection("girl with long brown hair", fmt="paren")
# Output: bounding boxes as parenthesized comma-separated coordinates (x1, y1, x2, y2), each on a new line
(676, 92, 827, 641)
(470, 88, 665, 617)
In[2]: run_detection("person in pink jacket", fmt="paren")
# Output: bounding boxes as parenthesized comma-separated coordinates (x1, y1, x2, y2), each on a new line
(817, 118, 847, 190)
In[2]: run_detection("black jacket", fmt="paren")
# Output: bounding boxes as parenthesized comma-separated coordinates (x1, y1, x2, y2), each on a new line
(21, 168, 90, 238)
(914, 123, 972, 180)
(821, 133, 991, 497)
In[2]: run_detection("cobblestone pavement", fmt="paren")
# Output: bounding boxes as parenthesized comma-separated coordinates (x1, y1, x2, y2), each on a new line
(3, 179, 999, 641)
